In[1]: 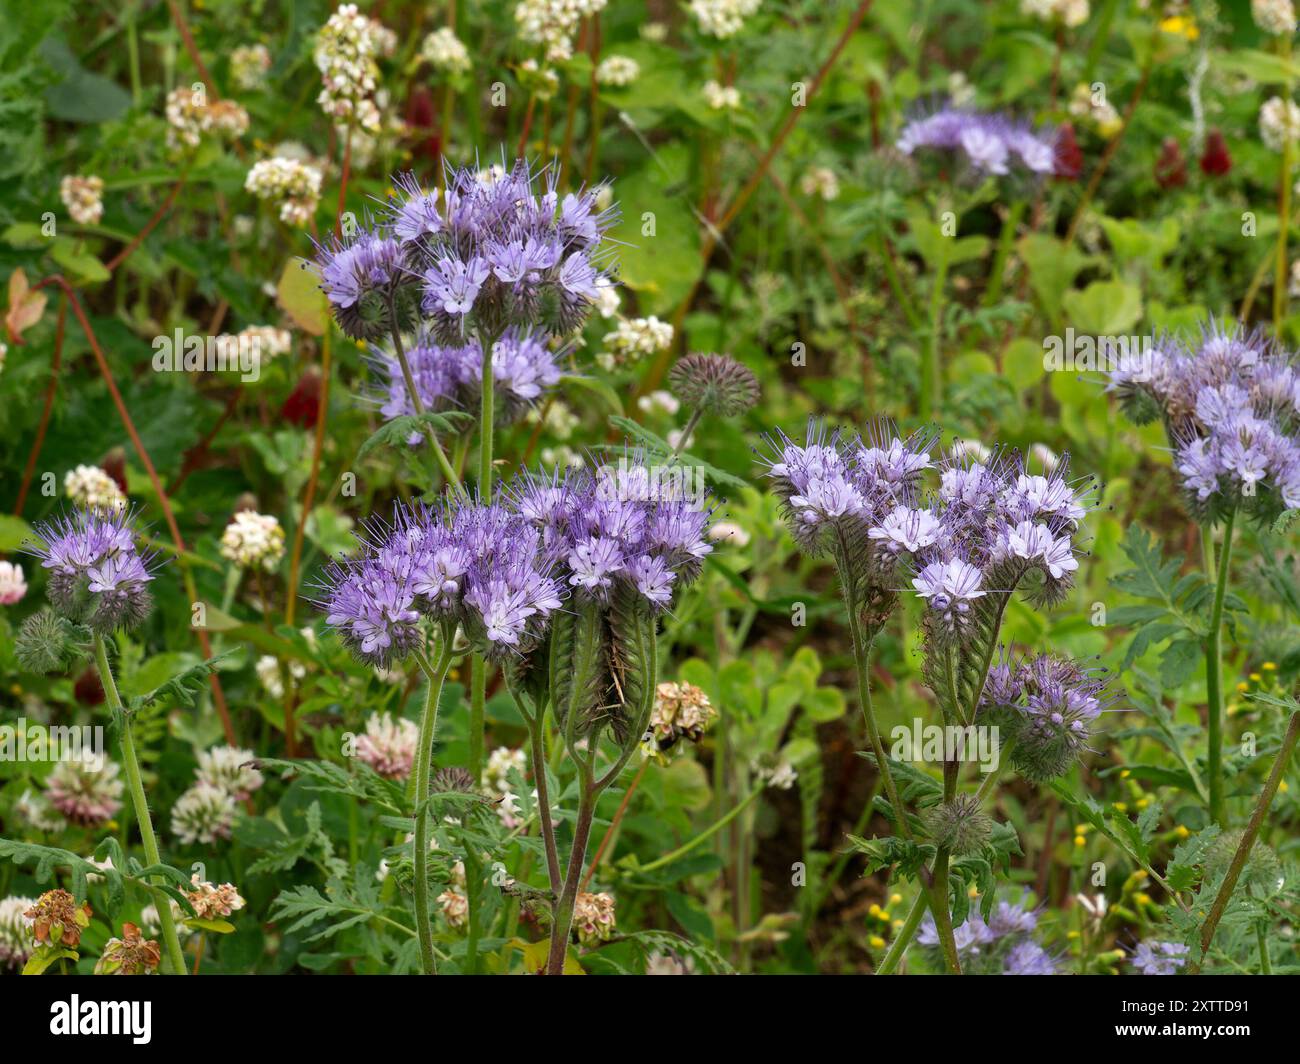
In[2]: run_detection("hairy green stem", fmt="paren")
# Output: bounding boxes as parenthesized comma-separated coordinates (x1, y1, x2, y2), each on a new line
(1204, 511, 1235, 827)
(412, 637, 457, 975)
(545, 786, 596, 976)
(387, 314, 462, 494)
(95, 636, 186, 977)
(920, 256, 949, 419)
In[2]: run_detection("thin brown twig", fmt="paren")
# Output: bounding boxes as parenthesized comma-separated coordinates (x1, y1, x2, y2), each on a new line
(13, 296, 66, 515)
(581, 760, 647, 892)
(105, 178, 186, 274)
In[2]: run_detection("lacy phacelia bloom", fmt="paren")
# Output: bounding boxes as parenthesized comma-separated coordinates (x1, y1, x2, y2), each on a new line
(596, 56, 640, 86)
(0, 896, 36, 969)
(980, 651, 1116, 781)
(0, 561, 27, 605)
(171, 783, 239, 845)
(354, 712, 420, 779)
(1106, 324, 1300, 523)
(1131, 940, 1189, 975)
(246, 157, 324, 227)
(317, 494, 563, 665)
(25, 889, 91, 948)
(220, 510, 285, 571)
(1254, 0, 1298, 34)
(94, 923, 161, 975)
(515, 0, 608, 62)
(646, 681, 717, 760)
(60, 175, 104, 226)
(231, 43, 272, 91)
(668, 353, 760, 417)
(312, 226, 419, 341)
(1021, 0, 1089, 26)
(800, 166, 840, 201)
(689, 0, 762, 38)
(703, 80, 742, 110)
(45, 753, 124, 826)
(421, 27, 471, 74)
(196, 745, 264, 800)
(897, 106, 1056, 176)
(597, 316, 673, 370)
(165, 88, 249, 151)
(65, 464, 126, 513)
(572, 891, 616, 945)
(1261, 96, 1300, 152)
(185, 876, 246, 920)
(1003, 940, 1057, 975)
(375, 329, 562, 436)
(314, 4, 382, 131)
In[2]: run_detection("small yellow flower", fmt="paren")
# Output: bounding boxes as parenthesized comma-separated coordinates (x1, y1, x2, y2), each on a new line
(1067, 930, 1081, 940)
(1135, 892, 1151, 906)
(1135, 796, 1150, 810)
(1159, 15, 1199, 39)
(1263, 661, 1277, 671)
(1120, 769, 1131, 779)
(1175, 825, 1190, 839)
(870, 935, 886, 949)
(1076, 823, 1091, 834)
(868, 903, 883, 918)
(1074, 835, 1086, 847)
(893, 920, 904, 930)
(1114, 801, 1128, 813)
(890, 893, 902, 906)
(1249, 673, 1262, 683)
(1280, 779, 1290, 794)
(1236, 682, 1250, 693)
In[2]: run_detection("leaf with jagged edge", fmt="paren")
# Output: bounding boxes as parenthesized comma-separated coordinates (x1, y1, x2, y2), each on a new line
(357, 410, 475, 460)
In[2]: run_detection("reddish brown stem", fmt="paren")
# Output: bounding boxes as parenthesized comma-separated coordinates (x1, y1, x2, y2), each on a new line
(13, 296, 65, 515)
(580, 760, 646, 892)
(105, 179, 186, 274)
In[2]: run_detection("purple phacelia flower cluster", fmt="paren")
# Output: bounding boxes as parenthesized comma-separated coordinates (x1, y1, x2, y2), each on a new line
(25, 508, 158, 634)
(981, 650, 1118, 781)
(1106, 324, 1300, 524)
(896, 105, 1057, 177)
(511, 457, 714, 612)
(315, 496, 563, 667)
(313, 227, 420, 341)
(918, 895, 1057, 974)
(375, 327, 563, 441)
(1131, 940, 1190, 975)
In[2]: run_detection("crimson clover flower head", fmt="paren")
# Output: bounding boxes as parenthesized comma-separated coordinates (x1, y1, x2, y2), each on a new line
(312, 224, 421, 341)
(896, 103, 1056, 178)
(979, 648, 1119, 782)
(511, 453, 715, 613)
(25, 507, 158, 634)
(382, 158, 619, 343)
(1107, 320, 1300, 523)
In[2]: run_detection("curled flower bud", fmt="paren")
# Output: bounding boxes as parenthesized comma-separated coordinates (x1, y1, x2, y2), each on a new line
(668, 352, 760, 417)
(923, 794, 992, 856)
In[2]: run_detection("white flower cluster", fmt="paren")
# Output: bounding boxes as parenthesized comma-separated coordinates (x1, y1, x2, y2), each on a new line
(256, 653, 306, 698)
(230, 43, 272, 91)
(596, 315, 674, 371)
(518, 57, 561, 100)
(1261, 95, 1300, 152)
(220, 510, 285, 571)
(196, 744, 264, 801)
(703, 79, 742, 111)
(165, 87, 249, 152)
(421, 27, 471, 74)
(438, 859, 468, 928)
(354, 712, 420, 779)
(689, 0, 762, 39)
(45, 753, 124, 826)
(572, 891, 616, 945)
(233, 324, 292, 362)
(368, 17, 398, 58)
(245, 156, 324, 227)
(60, 175, 104, 226)
(754, 758, 797, 790)
(314, 4, 383, 132)
(799, 166, 840, 201)
(514, 0, 608, 62)
(0, 896, 36, 970)
(595, 55, 640, 86)
(64, 464, 126, 513)
(171, 783, 237, 845)
(1021, 0, 1090, 26)
(0, 561, 27, 605)
(482, 746, 528, 828)
(1254, 0, 1297, 34)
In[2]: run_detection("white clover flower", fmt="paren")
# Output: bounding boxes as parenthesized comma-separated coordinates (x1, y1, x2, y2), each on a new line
(60, 175, 104, 226)
(703, 79, 742, 111)
(707, 519, 750, 547)
(64, 464, 126, 513)
(1254, 0, 1297, 34)
(515, 0, 608, 63)
(947, 71, 975, 108)
(1261, 95, 1300, 152)
(245, 156, 324, 227)
(231, 44, 273, 91)
(45, 753, 124, 827)
(140, 900, 196, 942)
(0, 561, 27, 605)
(1022, 0, 1089, 25)
(196, 745, 264, 800)
(354, 712, 420, 780)
(255, 654, 306, 699)
(594, 283, 620, 319)
(518, 57, 561, 99)
(637, 390, 681, 417)
(640, 22, 669, 42)
(314, 4, 383, 132)
(234, 325, 292, 362)
(171, 783, 239, 845)
(165, 88, 249, 152)
(439, 888, 468, 928)
(597, 316, 674, 370)
(799, 166, 840, 201)
(755, 758, 797, 790)
(184, 875, 246, 919)
(219, 510, 285, 571)
(541, 444, 585, 469)
(16, 789, 64, 833)
(595, 55, 640, 87)
(0, 896, 36, 970)
(690, 0, 762, 39)
(421, 27, 471, 74)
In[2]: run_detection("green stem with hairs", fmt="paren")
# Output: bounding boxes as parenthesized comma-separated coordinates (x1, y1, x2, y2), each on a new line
(412, 634, 457, 975)
(94, 635, 186, 976)
(1204, 511, 1235, 827)
(387, 313, 462, 495)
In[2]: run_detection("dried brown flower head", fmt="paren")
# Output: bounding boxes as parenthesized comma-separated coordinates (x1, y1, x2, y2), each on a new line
(25, 889, 92, 948)
(94, 923, 161, 975)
